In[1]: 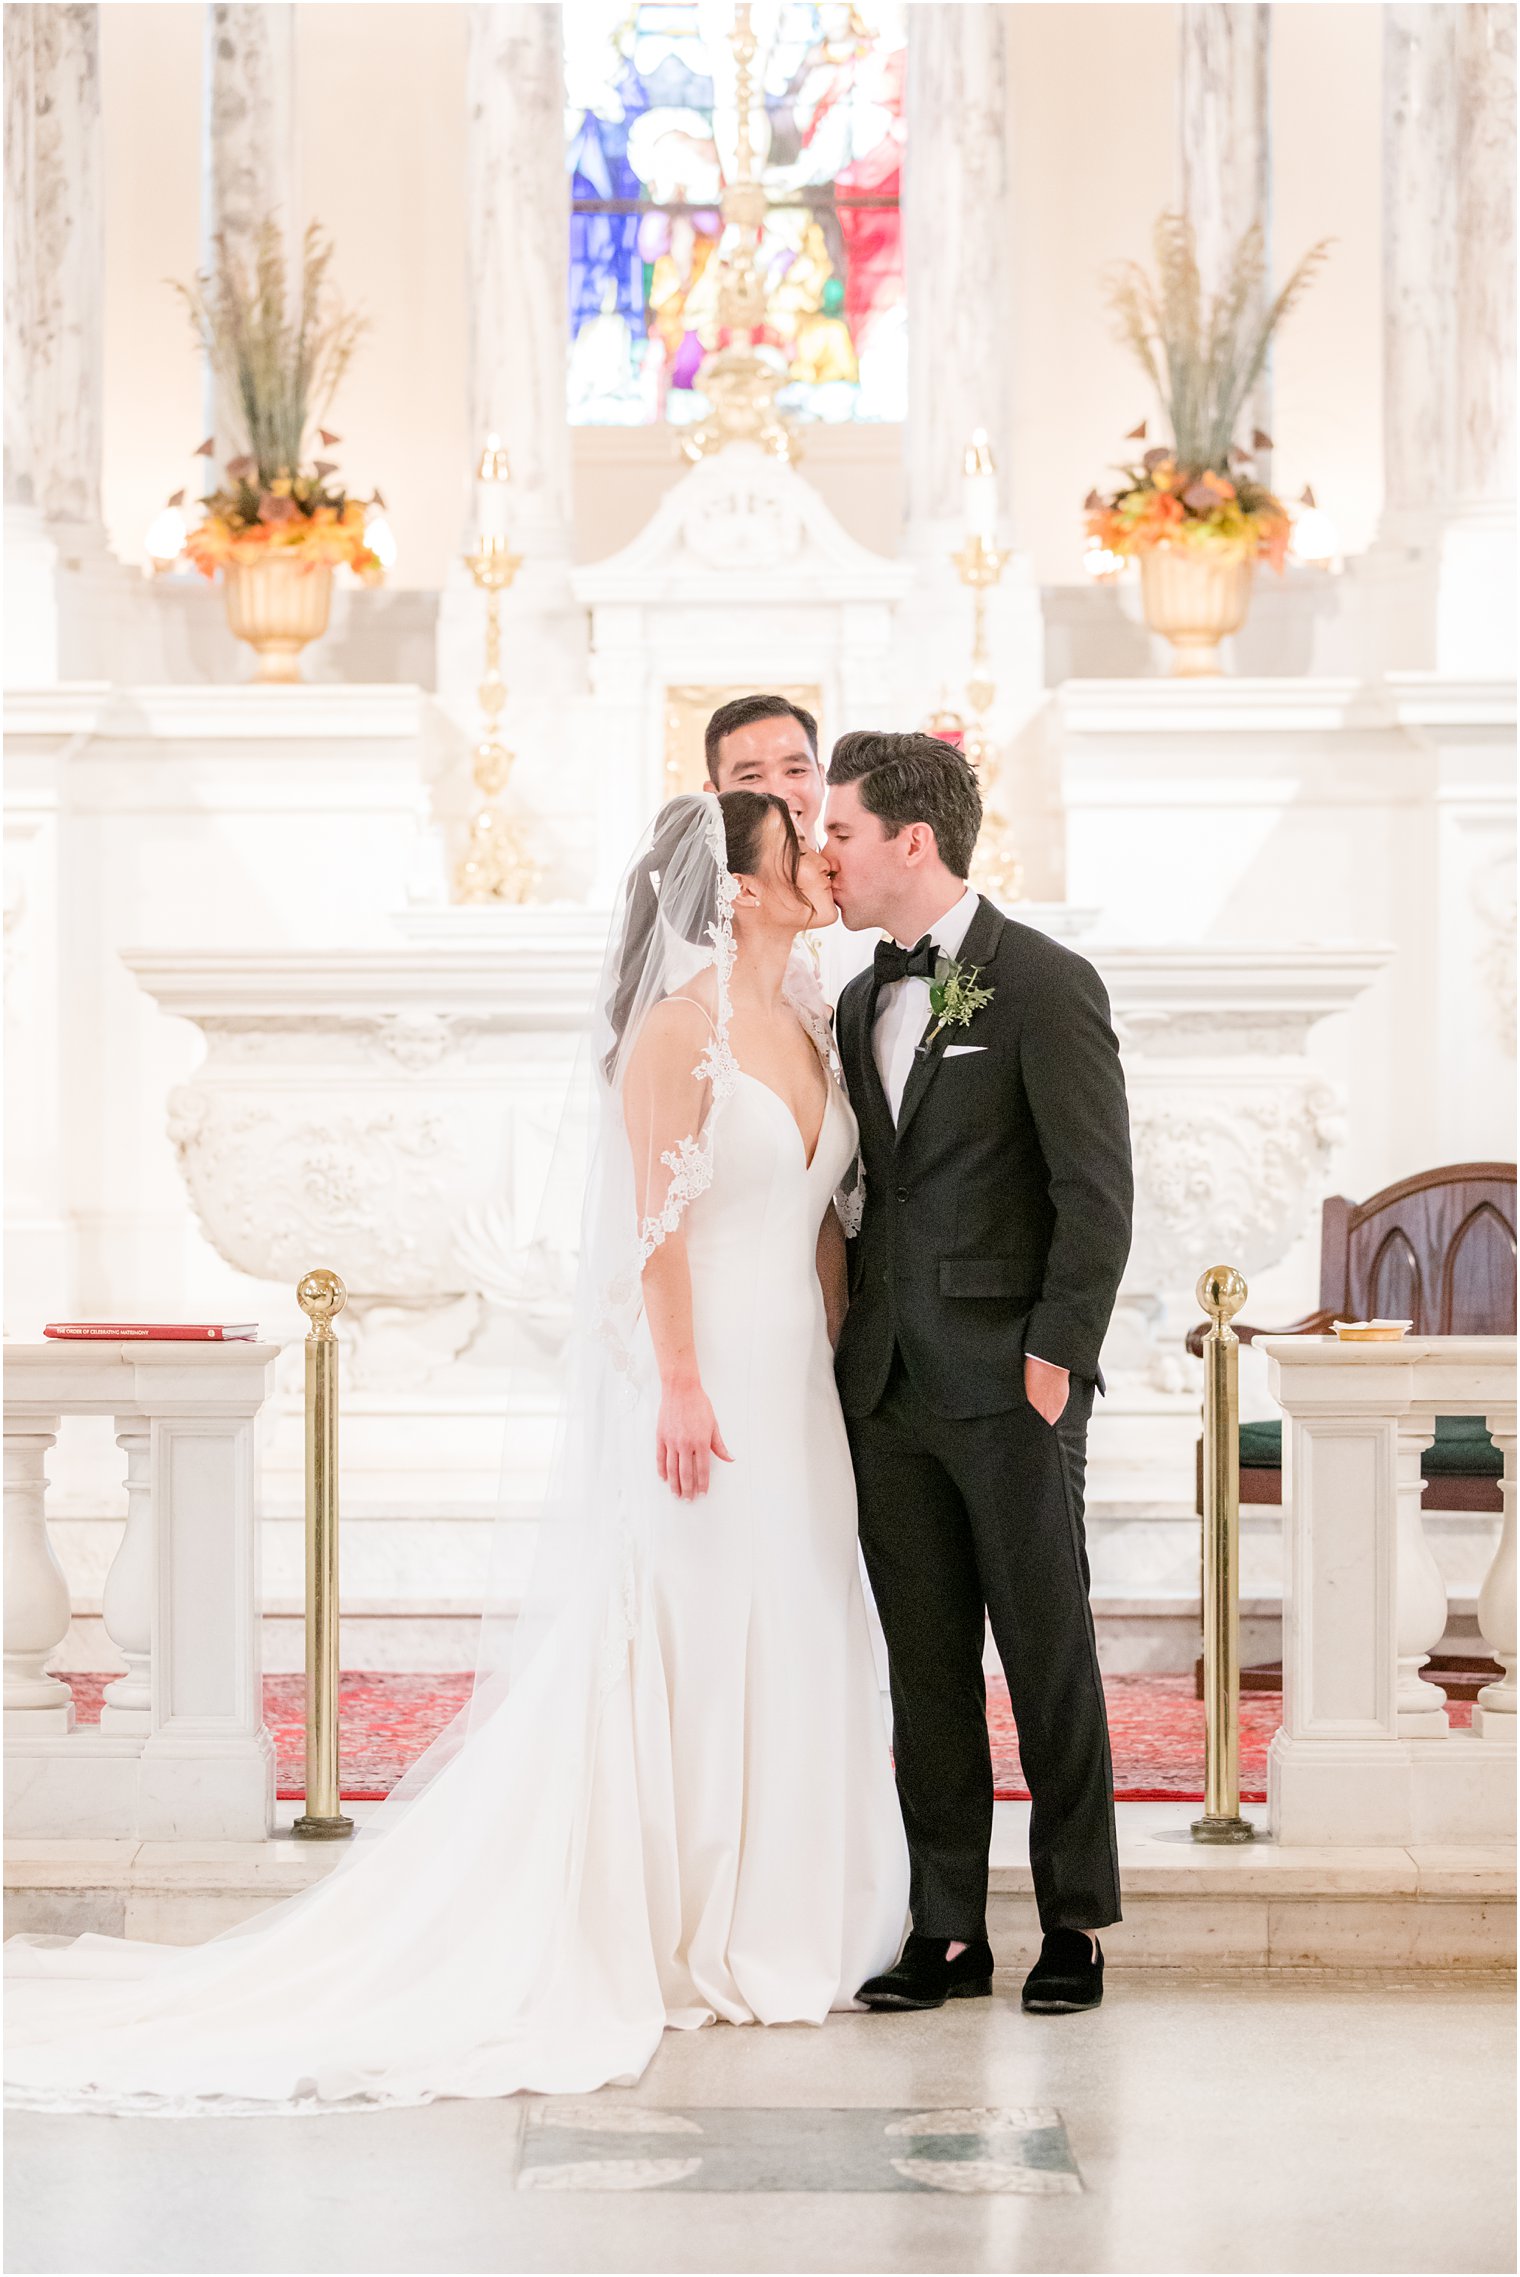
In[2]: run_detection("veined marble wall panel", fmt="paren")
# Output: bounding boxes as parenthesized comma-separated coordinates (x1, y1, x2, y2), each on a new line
(1056, 677, 1517, 1231)
(96, 3, 202, 579)
(2, 687, 441, 1351)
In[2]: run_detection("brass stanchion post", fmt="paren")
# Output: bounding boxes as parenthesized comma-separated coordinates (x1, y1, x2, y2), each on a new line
(293, 1269, 353, 1840)
(1191, 1264, 1256, 1844)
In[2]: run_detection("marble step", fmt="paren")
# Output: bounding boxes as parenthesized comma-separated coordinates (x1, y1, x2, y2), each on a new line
(6, 1803, 1513, 1971)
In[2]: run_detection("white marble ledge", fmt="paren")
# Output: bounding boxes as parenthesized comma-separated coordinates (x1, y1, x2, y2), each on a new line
(3, 1339, 281, 1416)
(1058, 677, 1385, 738)
(12, 1812, 1510, 1906)
(123, 938, 606, 1026)
(3, 683, 435, 745)
(4, 1841, 329, 1892)
(1057, 674, 1516, 738)
(1260, 1333, 1517, 1409)
(1089, 944, 1393, 1022)
(1383, 673, 1517, 731)
(989, 1803, 1514, 1900)
(1407, 1848, 1519, 1897)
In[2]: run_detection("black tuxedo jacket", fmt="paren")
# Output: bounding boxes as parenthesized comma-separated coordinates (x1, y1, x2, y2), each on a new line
(834, 896, 1133, 1421)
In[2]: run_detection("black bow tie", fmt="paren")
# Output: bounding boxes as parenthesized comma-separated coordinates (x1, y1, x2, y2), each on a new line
(874, 933, 938, 986)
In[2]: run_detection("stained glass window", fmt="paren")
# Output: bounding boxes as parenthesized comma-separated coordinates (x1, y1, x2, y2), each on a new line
(566, 2, 906, 428)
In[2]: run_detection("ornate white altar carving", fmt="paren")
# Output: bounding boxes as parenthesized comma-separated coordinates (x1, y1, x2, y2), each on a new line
(568, 443, 910, 899)
(1083, 944, 1384, 1521)
(120, 923, 1385, 1574)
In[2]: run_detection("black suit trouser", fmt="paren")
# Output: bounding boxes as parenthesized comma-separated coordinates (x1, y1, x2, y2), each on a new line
(849, 1349, 1122, 1938)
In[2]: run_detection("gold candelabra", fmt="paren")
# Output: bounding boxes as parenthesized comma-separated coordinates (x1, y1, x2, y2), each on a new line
(453, 436, 540, 906)
(682, 4, 797, 464)
(951, 437, 1022, 902)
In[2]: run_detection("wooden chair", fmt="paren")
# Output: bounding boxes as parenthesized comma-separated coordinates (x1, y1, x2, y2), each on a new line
(1187, 1161, 1516, 1511)
(1187, 1163, 1516, 1694)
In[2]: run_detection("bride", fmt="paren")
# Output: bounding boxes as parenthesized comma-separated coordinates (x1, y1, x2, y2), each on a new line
(5, 790, 909, 2114)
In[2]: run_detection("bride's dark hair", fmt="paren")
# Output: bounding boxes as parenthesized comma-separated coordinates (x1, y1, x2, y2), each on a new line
(604, 793, 802, 1076)
(719, 789, 802, 889)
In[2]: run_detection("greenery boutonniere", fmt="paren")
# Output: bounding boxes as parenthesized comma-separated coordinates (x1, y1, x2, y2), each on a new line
(921, 956, 995, 1052)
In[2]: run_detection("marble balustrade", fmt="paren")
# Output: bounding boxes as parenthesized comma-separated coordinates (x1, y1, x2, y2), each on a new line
(1264, 1334, 1516, 1846)
(4, 1339, 281, 1840)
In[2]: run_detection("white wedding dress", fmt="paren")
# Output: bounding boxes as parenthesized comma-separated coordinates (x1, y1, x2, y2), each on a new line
(5, 1021, 908, 2113)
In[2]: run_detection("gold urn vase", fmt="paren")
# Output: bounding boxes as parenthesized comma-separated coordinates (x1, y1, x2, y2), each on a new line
(223, 558, 334, 682)
(1139, 549, 1254, 677)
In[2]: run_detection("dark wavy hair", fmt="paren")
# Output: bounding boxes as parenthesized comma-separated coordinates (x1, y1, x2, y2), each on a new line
(704, 694, 818, 785)
(718, 788, 801, 887)
(827, 730, 982, 879)
(603, 792, 800, 1077)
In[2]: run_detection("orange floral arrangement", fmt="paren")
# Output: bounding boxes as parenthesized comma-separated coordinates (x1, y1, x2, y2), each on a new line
(183, 467, 382, 584)
(1085, 441, 1290, 571)
(172, 221, 382, 585)
(1084, 212, 1329, 573)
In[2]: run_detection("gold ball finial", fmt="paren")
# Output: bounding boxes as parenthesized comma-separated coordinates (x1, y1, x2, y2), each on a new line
(297, 1269, 347, 1334)
(1196, 1265, 1248, 1327)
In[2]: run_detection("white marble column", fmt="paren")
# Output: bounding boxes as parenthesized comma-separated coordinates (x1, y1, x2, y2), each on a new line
(204, 4, 297, 263)
(3, 2, 107, 684)
(201, 5, 299, 461)
(903, 2, 1014, 554)
(1176, 4, 1272, 478)
(1454, 5, 1514, 511)
(3, 1, 103, 537)
(437, 5, 581, 893)
(896, 5, 1040, 772)
(464, 2, 572, 564)
(1376, 4, 1515, 674)
(1381, 5, 1458, 530)
(1441, 3, 1516, 672)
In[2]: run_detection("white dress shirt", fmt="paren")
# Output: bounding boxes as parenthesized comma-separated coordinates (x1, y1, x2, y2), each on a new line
(871, 882, 980, 1121)
(870, 883, 1063, 1377)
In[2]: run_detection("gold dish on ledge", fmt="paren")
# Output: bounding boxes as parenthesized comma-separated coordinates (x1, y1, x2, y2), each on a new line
(1331, 1319, 1413, 1342)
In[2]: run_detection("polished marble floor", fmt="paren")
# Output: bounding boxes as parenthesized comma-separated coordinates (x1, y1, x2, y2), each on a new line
(5, 1973, 1513, 2274)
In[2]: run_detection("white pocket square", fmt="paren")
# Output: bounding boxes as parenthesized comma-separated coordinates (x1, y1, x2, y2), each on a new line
(942, 1044, 988, 1057)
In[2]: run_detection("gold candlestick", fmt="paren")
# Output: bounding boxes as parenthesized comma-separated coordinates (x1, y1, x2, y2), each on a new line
(951, 514, 1023, 905)
(453, 439, 539, 906)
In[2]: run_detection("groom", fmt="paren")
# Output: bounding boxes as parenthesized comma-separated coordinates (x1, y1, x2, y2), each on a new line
(824, 730, 1133, 2016)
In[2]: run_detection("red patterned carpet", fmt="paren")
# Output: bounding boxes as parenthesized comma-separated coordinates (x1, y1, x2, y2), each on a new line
(65, 1669, 1470, 1804)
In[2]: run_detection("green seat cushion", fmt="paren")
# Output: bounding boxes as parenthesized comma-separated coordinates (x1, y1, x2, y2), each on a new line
(1238, 1420, 1285, 1469)
(1238, 1413, 1501, 1479)
(1422, 1412, 1504, 1477)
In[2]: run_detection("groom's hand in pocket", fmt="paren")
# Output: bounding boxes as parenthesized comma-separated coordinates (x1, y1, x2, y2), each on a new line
(657, 1375, 735, 1499)
(1024, 1354, 1070, 1426)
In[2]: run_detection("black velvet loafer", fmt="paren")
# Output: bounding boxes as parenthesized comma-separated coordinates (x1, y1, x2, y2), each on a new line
(1020, 1928, 1104, 2013)
(856, 1931, 995, 2011)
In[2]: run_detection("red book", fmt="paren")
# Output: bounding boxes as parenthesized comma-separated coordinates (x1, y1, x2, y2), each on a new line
(43, 1322, 259, 1342)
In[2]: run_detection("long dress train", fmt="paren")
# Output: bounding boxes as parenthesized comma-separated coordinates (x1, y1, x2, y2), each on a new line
(5, 1062, 908, 2113)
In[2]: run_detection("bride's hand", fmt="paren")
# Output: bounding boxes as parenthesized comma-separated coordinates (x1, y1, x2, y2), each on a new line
(656, 1377, 734, 1500)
